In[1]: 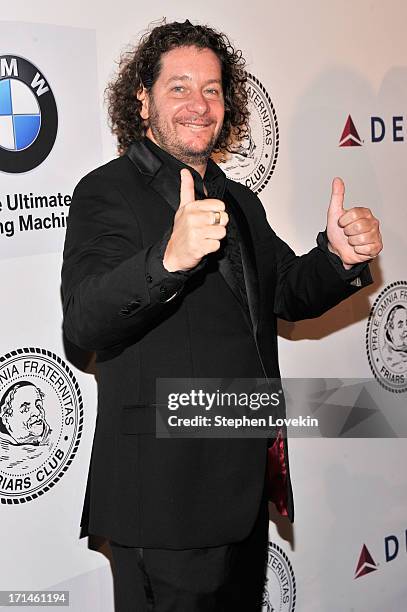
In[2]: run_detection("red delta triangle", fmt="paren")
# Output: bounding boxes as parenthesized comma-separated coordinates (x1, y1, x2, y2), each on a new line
(339, 115, 362, 147)
(354, 544, 378, 579)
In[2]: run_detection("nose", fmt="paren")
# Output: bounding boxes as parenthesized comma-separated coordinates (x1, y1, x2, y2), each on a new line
(186, 89, 210, 115)
(31, 403, 41, 417)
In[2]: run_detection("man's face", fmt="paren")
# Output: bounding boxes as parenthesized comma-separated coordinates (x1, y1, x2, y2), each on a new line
(140, 45, 225, 167)
(389, 309, 407, 349)
(5, 386, 45, 443)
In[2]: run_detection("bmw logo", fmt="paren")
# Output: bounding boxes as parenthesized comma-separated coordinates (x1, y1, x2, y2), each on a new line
(0, 55, 58, 173)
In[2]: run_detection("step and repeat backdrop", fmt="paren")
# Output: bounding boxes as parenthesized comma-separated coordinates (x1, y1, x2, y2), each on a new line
(1, 2, 406, 611)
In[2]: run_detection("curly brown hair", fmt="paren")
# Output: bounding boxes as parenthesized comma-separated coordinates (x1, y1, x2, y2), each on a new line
(106, 19, 249, 155)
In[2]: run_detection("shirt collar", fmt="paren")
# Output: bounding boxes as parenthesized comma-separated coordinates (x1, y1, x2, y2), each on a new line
(143, 136, 226, 201)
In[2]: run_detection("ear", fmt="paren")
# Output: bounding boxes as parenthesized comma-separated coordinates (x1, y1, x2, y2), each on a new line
(136, 87, 150, 120)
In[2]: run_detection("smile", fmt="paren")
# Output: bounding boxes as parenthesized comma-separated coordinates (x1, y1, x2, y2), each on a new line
(180, 123, 211, 130)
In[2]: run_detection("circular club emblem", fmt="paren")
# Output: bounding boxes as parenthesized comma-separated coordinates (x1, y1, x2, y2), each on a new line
(218, 72, 279, 194)
(0, 348, 83, 504)
(0, 55, 58, 173)
(366, 281, 407, 393)
(262, 542, 296, 612)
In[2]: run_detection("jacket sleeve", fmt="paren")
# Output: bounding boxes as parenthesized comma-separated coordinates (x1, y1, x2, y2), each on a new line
(271, 225, 373, 321)
(61, 173, 189, 351)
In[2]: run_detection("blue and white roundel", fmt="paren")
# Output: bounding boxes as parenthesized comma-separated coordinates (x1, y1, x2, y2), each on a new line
(0, 78, 41, 151)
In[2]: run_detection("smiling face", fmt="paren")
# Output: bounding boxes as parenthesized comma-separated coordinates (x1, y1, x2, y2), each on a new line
(5, 385, 45, 443)
(138, 45, 225, 173)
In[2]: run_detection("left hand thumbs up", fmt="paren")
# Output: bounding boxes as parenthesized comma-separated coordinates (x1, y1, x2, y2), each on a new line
(326, 177, 383, 268)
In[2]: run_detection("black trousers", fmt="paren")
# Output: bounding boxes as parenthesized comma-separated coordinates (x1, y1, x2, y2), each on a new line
(110, 494, 269, 612)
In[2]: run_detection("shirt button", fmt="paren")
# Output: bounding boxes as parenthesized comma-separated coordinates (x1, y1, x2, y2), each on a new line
(146, 274, 153, 283)
(128, 299, 141, 311)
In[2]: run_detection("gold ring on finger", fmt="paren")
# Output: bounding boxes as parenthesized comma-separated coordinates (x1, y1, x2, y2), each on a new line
(213, 211, 221, 225)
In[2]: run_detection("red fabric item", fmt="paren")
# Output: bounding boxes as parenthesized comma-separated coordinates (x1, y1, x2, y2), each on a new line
(267, 429, 288, 516)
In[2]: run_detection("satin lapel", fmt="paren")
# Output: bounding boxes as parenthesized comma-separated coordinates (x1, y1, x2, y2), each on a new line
(217, 247, 247, 311)
(225, 191, 260, 335)
(126, 140, 179, 212)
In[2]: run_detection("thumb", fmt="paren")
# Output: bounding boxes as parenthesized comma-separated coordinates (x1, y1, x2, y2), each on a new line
(327, 177, 346, 222)
(179, 168, 195, 208)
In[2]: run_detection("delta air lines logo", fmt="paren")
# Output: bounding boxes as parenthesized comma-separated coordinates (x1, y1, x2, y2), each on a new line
(354, 544, 378, 579)
(0, 55, 58, 173)
(0, 348, 82, 504)
(339, 115, 363, 147)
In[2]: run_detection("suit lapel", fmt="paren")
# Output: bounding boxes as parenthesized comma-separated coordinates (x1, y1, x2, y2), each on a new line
(126, 140, 180, 211)
(225, 190, 260, 335)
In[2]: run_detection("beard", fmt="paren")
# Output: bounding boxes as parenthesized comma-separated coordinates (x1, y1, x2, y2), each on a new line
(147, 94, 221, 167)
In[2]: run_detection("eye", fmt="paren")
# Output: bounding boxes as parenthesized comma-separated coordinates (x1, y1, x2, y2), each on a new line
(171, 85, 186, 94)
(205, 88, 219, 96)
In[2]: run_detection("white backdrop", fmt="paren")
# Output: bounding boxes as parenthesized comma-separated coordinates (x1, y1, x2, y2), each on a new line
(1, 2, 406, 610)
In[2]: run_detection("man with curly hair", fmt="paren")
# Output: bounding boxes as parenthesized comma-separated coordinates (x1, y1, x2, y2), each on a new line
(62, 19, 382, 611)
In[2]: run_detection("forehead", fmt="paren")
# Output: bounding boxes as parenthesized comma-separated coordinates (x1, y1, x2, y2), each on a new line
(158, 45, 222, 81)
(394, 309, 407, 322)
(14, 386, 38, 403)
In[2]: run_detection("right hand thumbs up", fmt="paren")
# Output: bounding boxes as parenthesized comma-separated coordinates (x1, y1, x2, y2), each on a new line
(179, 168, 196, 208)
(163, 168, 229, 272)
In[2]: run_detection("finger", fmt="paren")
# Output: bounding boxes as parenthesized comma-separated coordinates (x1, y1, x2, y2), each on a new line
(204, 225, 227, 240)
(343, 218, 378, 237)
(347, 229, 379, 247)
(204, 211, 229, 227)
(353, 244, 379, 257)
(328, 177, 345, 216)
(204, 239, 222, 254)
(189, 210, 229, 228)
(350, 251, 374, 261)
(179, 169, 195, 207)
(338, 206, 373, 228)
(196, 199, 226, 212)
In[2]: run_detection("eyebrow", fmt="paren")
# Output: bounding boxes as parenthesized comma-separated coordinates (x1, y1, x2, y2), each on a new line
(165, 75, 222, 86)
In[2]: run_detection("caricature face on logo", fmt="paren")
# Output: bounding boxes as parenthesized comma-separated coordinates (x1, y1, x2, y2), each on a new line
(384, 306, 407, 351)
(0, 382, 50, 445)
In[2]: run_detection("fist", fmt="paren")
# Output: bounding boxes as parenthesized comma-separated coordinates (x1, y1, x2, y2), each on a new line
(326, 177, 383, 268)
(163, 168, 229, 272)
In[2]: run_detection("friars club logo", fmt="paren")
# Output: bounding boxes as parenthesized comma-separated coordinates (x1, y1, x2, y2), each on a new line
(0, 348, 82, 504)
(0, 56, 58, 173)
(218, 73, 279, 194)
(366, 281, 407, 393)
(262, 542, 296, 612)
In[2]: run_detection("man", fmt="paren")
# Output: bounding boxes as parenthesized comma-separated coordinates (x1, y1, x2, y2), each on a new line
(0, 381, 50, 446)
(383, 305, 407, 371)
(61, 20, 382, 612)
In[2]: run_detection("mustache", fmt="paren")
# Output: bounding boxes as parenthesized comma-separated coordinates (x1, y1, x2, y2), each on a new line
(27, 416, 43, 427)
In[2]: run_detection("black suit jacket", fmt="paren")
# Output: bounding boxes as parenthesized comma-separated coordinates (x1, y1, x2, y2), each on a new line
(61, 139, 372, 548)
